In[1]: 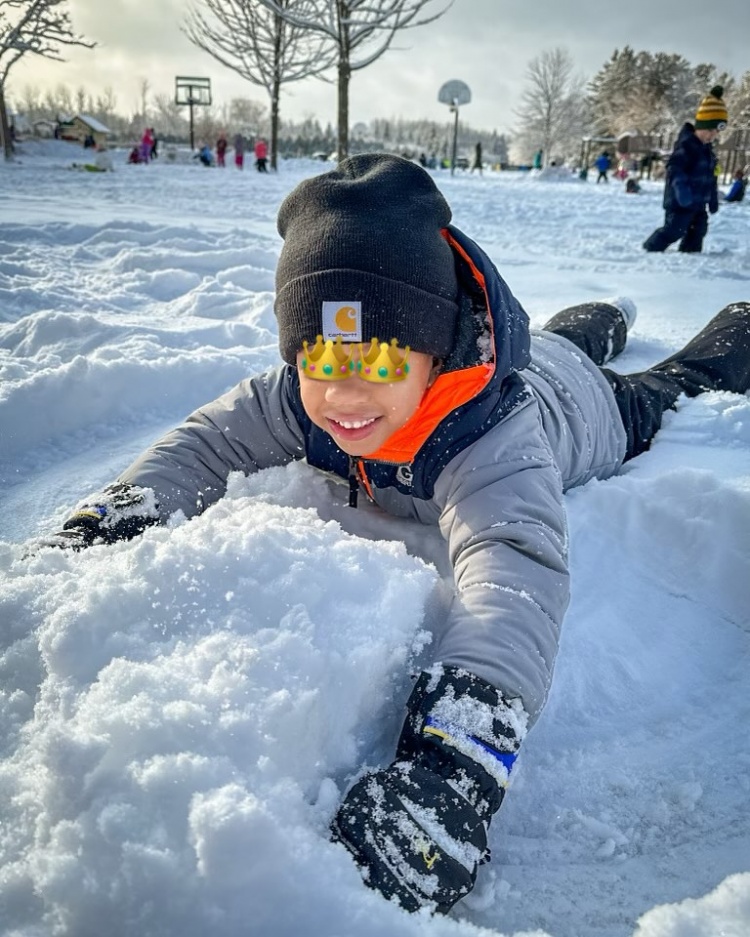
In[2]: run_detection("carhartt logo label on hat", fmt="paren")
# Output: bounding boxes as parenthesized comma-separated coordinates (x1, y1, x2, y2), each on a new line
(322, 302, 362, 341)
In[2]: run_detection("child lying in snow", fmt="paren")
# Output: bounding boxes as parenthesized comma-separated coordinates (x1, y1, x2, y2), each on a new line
(34, 154, 750, 914)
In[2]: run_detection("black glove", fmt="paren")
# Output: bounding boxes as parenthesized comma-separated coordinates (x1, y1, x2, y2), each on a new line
(332, 666, 526, 914)
(30, 483, 159, 552)
(35, 527, 95, 551)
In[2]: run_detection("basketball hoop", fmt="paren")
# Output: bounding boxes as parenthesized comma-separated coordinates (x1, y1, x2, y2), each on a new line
(175, 77, 212, 150)
(438, 80, 471, 175)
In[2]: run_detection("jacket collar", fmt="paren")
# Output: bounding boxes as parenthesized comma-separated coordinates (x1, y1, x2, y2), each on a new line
(365, 226, 530, 464)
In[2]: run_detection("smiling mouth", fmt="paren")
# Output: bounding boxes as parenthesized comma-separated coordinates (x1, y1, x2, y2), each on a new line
(333, 418, 376, 429)
(326, 416, 381, 439)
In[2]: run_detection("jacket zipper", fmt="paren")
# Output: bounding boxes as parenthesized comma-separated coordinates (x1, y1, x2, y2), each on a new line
(347, 455, 360, 508)
(348, 455, 409, 508)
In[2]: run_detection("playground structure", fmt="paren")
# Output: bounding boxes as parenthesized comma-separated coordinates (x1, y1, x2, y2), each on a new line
(580, 129, 750, 183)
(717, 127, 750, 181)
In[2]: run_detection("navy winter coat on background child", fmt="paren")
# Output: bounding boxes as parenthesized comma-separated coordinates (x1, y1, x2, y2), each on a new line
(31, 154, 750, 915)
(643, 87, 727, 253)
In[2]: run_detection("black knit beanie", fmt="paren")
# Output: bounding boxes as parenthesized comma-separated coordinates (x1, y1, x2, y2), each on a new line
(274, 154, 460, 365)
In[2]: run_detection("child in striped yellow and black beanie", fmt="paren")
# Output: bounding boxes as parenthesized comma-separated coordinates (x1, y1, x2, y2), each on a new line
(694, 86, 729, 131)
(643, 86, 726, 252)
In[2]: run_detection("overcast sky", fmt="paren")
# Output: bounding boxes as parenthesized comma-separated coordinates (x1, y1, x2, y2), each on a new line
(9, 0, 750, 134)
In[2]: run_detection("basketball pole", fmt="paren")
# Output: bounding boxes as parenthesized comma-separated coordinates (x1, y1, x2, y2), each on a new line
(450, 102, 459, 176)
(437, 80, 471, 177)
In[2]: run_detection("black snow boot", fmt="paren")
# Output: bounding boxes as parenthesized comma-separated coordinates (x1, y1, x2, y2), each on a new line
(543, 298, 635, 366)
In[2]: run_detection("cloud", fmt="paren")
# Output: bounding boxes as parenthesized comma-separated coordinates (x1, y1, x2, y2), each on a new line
(7, 0, 749, 133)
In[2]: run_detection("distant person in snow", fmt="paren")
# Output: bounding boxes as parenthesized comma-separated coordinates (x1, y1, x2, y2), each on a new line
(625, 176, 641, 194)
(31, 155, 750, 916)
(471, 140, 483, 174)
(255, 138, 268, 172)
(196, 144, 213, 167)
(724, 167, 746, 203)
(216, 132, 228, 168)
(595, 150, 611, 182)
(233, 133, 245, 170)
(93, 147, 114, 172)
(643, 86, 727, 252)
(139, 128, 153, 165)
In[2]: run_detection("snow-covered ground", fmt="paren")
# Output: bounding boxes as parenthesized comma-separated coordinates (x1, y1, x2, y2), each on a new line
(1, 139, 749, 937)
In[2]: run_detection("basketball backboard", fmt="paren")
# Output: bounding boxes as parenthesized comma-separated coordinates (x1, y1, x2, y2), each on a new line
(438, 80, 471, 108)
(175, 77, 212, 107)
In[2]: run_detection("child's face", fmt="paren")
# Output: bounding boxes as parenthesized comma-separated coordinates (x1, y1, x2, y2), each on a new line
(695, 128, 720, 144)
(296, 346, 439, 456)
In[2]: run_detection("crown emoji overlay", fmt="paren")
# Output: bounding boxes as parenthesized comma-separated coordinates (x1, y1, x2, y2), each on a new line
(301, 336, 411, 383)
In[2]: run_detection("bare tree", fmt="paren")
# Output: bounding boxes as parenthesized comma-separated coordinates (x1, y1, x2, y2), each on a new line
(151, 92, 189, 140)
(257, 0, 451, 159)
(229, 95, 267, 133)
(43, 80, 72, 117)
(18, 79, 39, 113)
(134, 76, 151, 127)
(0, 0, 94, 158)
(184, 0, 332, 170)
(514, 47, 587, 166)
(93, 85, 117, 121)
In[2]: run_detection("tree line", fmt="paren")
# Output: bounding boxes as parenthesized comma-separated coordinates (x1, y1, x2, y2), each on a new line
(2, 0, 749, 166)
(10, 79, 511, 165)
(517, 47, 750, 167)
(2, 0, 450, 163)
(182, 0, 450, 168)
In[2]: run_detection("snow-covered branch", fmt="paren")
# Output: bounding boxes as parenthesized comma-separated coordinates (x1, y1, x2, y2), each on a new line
(255, 0, 452, 157)
(0, 0, 94, 87)
(0, 0, 94, 160)
(183, 0, 336, 168)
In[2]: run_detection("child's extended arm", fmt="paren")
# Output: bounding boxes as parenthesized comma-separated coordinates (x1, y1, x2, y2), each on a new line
(37, 366, 306, 549)
(333, 399, 568, 912)
(434, 400, 567, 717)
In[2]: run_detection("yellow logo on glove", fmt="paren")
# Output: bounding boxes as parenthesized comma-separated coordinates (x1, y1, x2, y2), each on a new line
(421, 846, 440, 870)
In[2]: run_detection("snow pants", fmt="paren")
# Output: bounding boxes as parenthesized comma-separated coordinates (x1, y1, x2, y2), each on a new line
(543, 301, 750, 461)
(643, 208, 709, 253)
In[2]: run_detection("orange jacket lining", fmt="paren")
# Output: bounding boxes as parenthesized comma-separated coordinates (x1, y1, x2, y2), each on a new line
(364, 231, 496, 466)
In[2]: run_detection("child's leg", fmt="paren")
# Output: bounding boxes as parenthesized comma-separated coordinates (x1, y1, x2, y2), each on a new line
(601, 302, 750, 460)
(542, 300, 631, 365)
(649, 301, 750, 395)
(643, 210, 691, 252)
(678, 210, 708, 253)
